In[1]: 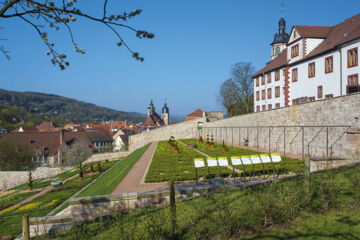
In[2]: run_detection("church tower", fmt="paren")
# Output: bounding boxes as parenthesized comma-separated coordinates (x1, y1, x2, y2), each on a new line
(271, 6, 290, 60)
(162, 102, 169, 126)
(147, 99, 155, 116)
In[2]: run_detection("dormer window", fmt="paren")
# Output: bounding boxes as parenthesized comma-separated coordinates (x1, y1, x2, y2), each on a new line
(276, 47, 280, 55)
(291, 44, 299, 58)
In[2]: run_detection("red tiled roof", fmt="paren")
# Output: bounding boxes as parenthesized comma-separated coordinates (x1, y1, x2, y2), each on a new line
(187, 109, 204, 118)
(12, 126, 39, 133)
(36, 121, 54, 131)
(144, 113, 165, 127)
(0, 131, 114, 156)
(253, 13, 360, 78)
(253, 49, 288, 78)
(293, 25, 331, 39)
(304, 13, 360, 60)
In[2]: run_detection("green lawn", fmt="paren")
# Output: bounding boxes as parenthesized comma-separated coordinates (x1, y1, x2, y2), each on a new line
(37, 164, 360, 240)
(145, 141, 233, 183)
(78, 144, 151, 197)
(181, 138, 304, 176)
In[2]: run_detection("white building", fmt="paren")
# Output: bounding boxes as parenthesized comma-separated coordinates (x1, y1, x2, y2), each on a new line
(253, 13, 360, 112)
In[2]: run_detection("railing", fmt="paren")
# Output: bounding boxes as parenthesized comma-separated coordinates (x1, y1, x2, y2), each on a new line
(198, 125, 352, 160)
(346, 85, 360, 94)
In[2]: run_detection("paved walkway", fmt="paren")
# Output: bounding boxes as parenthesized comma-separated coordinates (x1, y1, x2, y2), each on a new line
(0, 174, 78, 215)
(112, 142, 168, 194)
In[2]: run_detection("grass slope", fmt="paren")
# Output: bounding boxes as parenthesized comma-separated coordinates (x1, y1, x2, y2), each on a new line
(78, 144, 151, 197)
(38, 164, 360, 240)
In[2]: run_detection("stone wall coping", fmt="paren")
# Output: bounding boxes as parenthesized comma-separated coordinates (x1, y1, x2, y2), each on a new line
(69, 180, 265, 205)
(30, 215, 73, 225)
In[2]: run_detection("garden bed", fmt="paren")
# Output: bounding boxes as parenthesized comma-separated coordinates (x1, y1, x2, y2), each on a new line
(145, 141, 232, 183)
(0, 160, 117, 238)
(181, 138, 304, 176)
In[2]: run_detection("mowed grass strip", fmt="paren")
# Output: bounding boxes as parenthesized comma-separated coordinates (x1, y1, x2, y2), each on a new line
(181, 138, 304, 176)
(78, 143, 151, 197)
(145, 141, 232, 183)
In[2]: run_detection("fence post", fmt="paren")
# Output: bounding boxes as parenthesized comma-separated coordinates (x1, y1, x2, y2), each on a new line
(257, 127, 259, 150)
(283, 127, 286, 156)
(23, 215, 30, 240)
(268, 127, 271, 153)
(302, 127, 305, 161)
(326, 127, 329, 157)
(169, 180, 176, 239)
(232, 127, 234, 147)
(304, 154, 310, 200)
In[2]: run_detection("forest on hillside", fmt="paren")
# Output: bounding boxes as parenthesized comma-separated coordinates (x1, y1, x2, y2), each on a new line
(0, 89, 145, 129)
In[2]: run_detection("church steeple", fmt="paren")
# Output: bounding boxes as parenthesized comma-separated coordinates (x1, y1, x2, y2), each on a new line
(147, 99, 155, 116)
(270, 4, 290, 60)
(161, 101, 169, 126)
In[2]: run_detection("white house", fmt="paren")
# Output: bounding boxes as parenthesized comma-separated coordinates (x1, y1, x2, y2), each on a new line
(253, 13, 360, 112)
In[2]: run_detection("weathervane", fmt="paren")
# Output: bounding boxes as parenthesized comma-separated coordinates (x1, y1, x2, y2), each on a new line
(281, 2, 284, 17)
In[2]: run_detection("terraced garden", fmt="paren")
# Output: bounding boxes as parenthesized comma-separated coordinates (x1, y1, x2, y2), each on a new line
(145, 141, 232, 183)
(145, 138, 304, 183)
(38, 163, 360, 240)
(0, 159, 118, 239)
(181, 138, 304, 176)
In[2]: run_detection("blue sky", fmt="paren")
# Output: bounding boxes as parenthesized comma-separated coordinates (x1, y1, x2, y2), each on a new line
(0, 0, 359, 117)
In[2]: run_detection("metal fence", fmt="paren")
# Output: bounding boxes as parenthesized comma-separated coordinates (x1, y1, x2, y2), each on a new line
(195, 125, 352, 160)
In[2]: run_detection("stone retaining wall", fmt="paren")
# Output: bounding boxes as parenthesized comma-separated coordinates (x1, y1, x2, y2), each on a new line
(0, 167, 70, 190)
(203, 93, 360, 159)
(129, 118, 205, 151)
(128, 94, 360, 160)
(84, 151, 129, 164)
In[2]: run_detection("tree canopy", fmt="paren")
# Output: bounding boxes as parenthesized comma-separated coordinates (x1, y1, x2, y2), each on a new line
(218, 62, 254, 117)
(63, 139, 92, 166)
(0, 137, 34, 171)
(0, 0, 154, 69)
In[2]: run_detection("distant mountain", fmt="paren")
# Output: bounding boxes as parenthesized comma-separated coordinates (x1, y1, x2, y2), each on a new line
(0, 89, 145, 123)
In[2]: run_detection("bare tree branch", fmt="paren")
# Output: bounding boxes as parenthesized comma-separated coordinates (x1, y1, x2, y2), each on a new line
(218, 62, 254, 116)
(0, 0, 154, 69)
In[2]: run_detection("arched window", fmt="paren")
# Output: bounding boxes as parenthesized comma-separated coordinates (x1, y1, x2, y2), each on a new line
(276, 47, 280, 55)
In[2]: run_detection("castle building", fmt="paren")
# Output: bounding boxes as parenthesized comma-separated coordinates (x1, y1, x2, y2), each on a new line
(144, 100, 169, 129)
(253, 12, 360, 112)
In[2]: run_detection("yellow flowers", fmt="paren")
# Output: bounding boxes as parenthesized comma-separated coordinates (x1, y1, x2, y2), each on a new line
(45, 200, 59, 207)
(16, 202, 41, 213)
(1, 205, 19, 215)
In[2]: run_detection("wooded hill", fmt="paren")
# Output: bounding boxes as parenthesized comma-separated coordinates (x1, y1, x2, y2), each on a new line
(0, 89, 145, 125)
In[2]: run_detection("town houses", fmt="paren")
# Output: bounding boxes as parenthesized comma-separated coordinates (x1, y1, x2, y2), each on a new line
(0, 101, 171, 167)
(253, 13, 360, 112)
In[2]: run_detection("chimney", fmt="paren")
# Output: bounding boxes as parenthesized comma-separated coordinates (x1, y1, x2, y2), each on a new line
(60, 128, 64, 145)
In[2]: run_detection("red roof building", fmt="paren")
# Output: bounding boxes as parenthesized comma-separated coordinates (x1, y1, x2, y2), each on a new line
(186, 109, 204, 121)
(252, 13, 360, 112)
